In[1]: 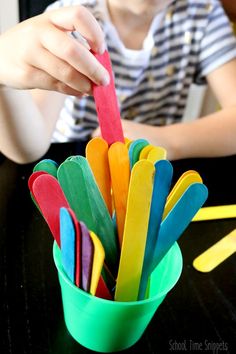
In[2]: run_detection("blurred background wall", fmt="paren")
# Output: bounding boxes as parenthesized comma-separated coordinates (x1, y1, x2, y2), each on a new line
(19, 0, 54, 21)
(0, 0, 19, 32)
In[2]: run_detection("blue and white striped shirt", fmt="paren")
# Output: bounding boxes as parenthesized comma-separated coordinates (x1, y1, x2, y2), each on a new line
(46, 0, 236, 142)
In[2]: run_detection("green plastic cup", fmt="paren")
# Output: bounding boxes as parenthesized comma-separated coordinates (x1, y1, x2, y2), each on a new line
(53, 241, 182, 352)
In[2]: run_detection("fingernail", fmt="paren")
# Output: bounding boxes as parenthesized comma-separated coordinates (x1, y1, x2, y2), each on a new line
(98, 42, 107, 55)
(81, 93, 90, 98)
(100, 71, 110, 86)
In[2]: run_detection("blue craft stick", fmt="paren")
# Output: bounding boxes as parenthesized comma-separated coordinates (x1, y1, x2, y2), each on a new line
(60, 207, 76, 283)
(138, 159, 173, 300)
(153, 182, 208, 267)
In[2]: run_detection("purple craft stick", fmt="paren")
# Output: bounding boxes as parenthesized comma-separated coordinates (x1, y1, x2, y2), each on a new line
(80, 222, 94, 292)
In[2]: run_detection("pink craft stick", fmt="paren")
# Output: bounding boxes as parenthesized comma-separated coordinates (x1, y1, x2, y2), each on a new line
(92, 50, 125, 145)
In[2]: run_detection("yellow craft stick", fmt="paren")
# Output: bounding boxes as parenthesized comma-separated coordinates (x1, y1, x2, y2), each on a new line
(115, 160, 154, 302)
(139, 144, 154, 160)
(147, 146, 167, 163)
(86, 137, 112, 215)
(167, 170, 201, 201)
(89, 231, 105, 295)
(125, 137, 132, 149)
(162, 170, 202, 220)
(108, 142, 130, 247)
(193, 229, 236, 272)
(193, 205, 236, 221)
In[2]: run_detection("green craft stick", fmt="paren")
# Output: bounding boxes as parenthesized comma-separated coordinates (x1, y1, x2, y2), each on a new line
(128, 139, 149, 168)
(57, 157, 119, 277)
(33, 159, 58, 178)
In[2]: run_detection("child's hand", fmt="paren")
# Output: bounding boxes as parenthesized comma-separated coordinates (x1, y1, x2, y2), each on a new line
(0, 6, 110, 95)
(121, 119, 161, 145)
(92, 119, 159, 145)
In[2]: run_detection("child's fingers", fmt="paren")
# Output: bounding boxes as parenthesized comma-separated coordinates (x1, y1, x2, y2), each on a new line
(40, 25, 109, 87)
(42, 5, 110, 86)
(19, 66, 83, 95)
(0, 5, 109, 91)
(91, 126, 101, 138)
(48, 5, 106, 55)
(22, 65, 87, 96)
(28, 46, 92, 94)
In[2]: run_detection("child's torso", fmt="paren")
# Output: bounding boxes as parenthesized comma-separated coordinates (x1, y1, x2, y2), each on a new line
(48, 0, 236, 143)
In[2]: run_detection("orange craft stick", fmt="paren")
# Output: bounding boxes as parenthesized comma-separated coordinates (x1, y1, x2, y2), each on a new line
(108, 142, 130, 247)
(86, 137, 112, 215)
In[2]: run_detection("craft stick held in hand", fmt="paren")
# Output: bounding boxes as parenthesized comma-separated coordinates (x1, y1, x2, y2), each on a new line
(92, 50, 125, 145)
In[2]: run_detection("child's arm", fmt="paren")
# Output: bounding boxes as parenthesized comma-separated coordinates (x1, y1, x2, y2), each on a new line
(0, 87, 65, 163)
(103, 59, 236, 161)
(0, 6, 109, 164)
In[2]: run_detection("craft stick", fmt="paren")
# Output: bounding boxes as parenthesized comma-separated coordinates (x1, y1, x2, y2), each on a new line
(95, 276, 113, 300)
(139, 144, 154, 160)
(162, 170, 203, 220)
(60, 207, 76, 283)
(80, 222, 94, 292)
(28, 171, 48, 192)
(193, 205, 236, 221)
(124, 137, 132, 148)
(153, 183, 208, 267)
(115, 160, 154, 302)
(32, 174, 70, 247)
(33, 159, 58, 178)
(193, 229, 236, 272)
(147, 146, 167, 163)
(92, 50, 124, 145)
(67, 208, 82, 288)
(108, 142, 130, 247)
(85, 137, 112, 215)
(89, 231, 105, 296)
(57, 157, 119, 278)
(138, 159, 173, 300)
(128, 139, 149, 168)
(28, 171, 48, 210)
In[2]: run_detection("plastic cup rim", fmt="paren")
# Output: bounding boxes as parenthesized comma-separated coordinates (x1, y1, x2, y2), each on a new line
(53, 241, 183, 306)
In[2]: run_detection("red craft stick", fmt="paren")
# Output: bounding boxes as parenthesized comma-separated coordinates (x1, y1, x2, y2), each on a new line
(32, 174, 70, 247)
(95, 275, 113, 300)
(93, 50, 125, 145)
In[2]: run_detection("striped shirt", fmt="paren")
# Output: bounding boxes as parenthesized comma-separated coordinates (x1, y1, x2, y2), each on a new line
(46, 0, 236, 142)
